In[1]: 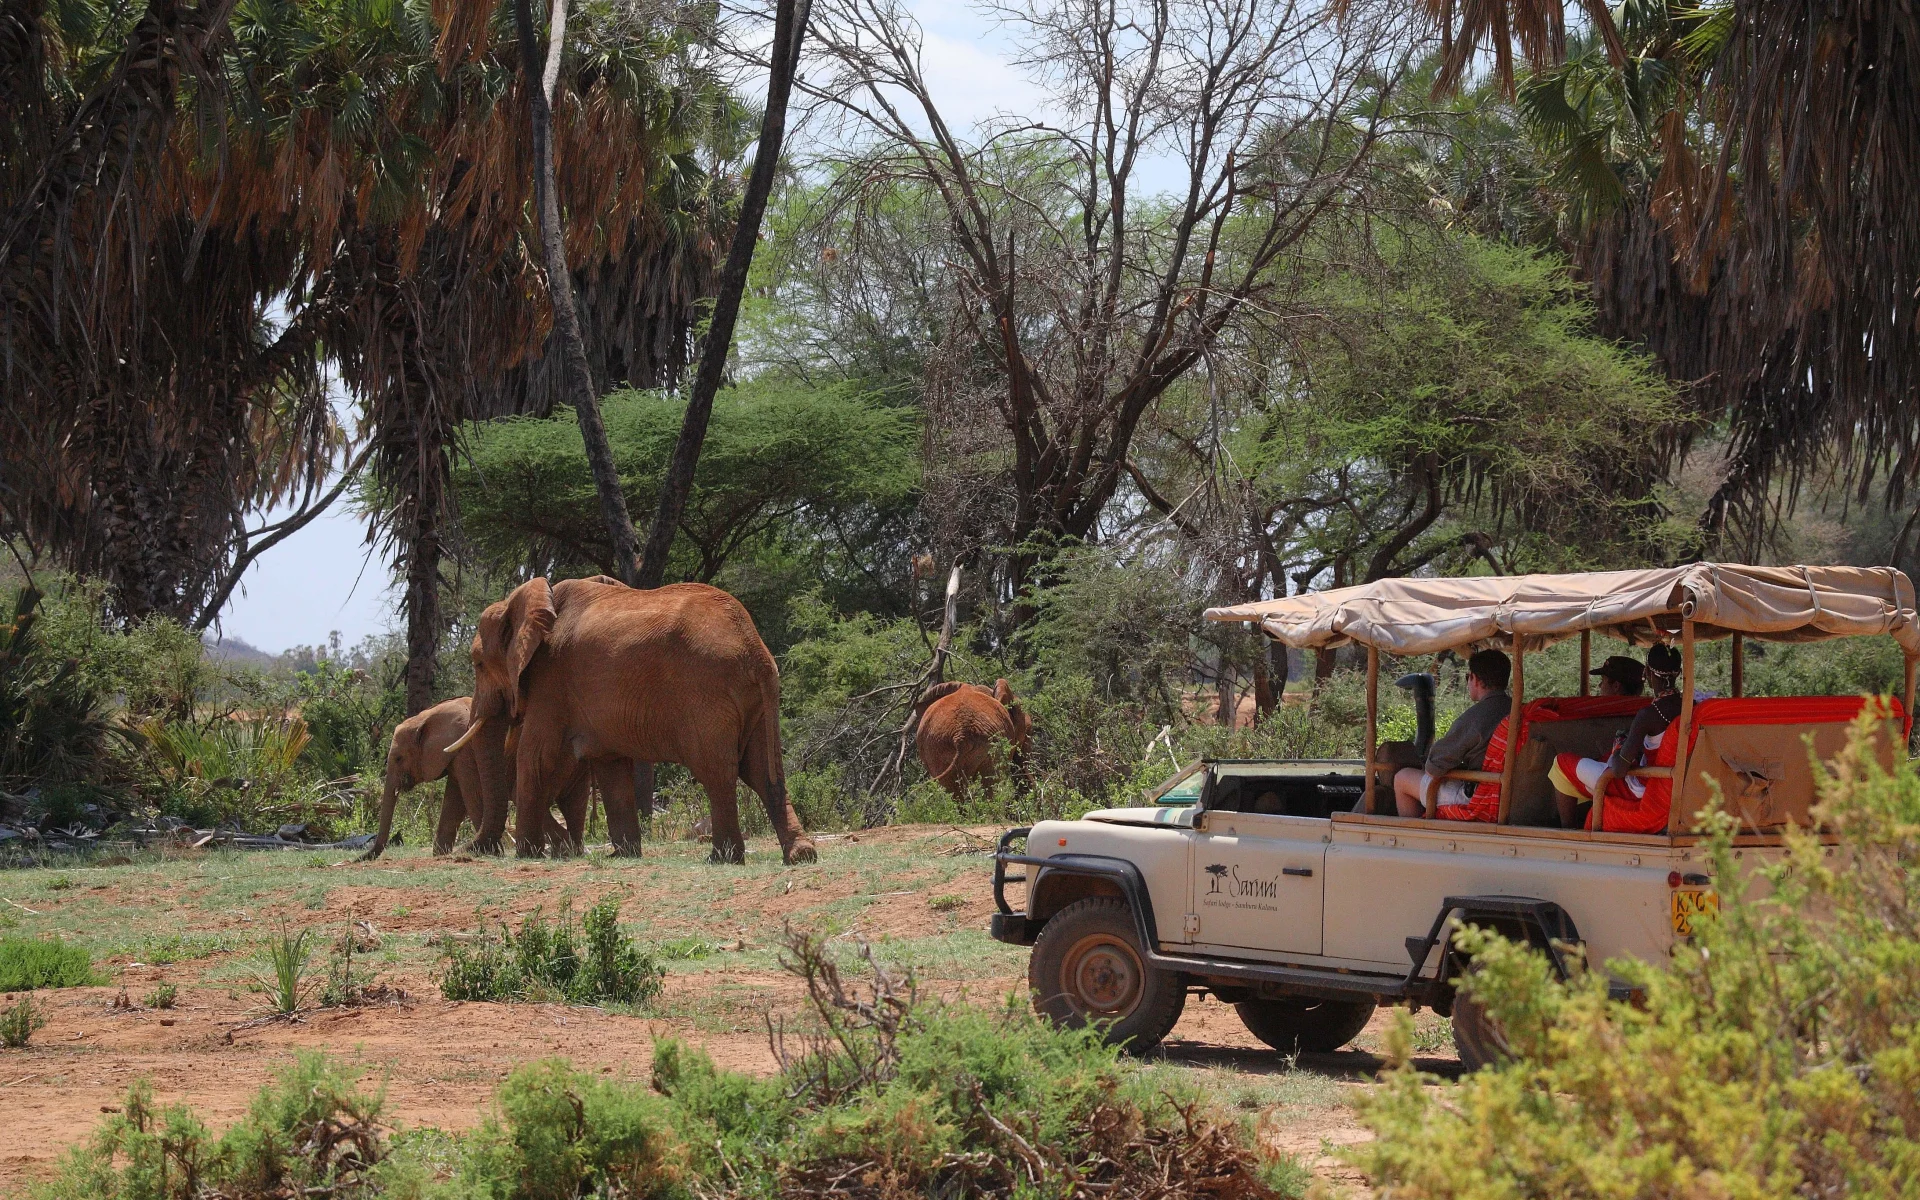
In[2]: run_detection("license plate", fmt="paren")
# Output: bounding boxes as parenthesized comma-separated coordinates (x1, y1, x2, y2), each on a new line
(1671, 888, 1719, 937)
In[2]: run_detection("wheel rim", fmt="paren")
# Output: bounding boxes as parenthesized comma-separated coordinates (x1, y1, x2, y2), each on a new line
(1061, 933, 1143, 1018)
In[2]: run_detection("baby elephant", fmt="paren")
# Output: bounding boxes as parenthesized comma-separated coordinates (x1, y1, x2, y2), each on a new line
(915, 679, 1033, 800)
(364, 697, 579, 860)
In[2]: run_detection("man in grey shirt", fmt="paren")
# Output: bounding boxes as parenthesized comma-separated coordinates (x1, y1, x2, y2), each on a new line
(1392, 649, 1511, 817)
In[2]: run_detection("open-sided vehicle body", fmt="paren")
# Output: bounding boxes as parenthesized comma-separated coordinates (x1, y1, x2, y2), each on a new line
(991, 564, 1917, 1065)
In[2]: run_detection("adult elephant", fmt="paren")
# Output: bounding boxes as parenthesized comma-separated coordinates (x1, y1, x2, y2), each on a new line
(448, 576, 815, 864)
(362, 697, 581, 861)
(916, 679, 1032, 800)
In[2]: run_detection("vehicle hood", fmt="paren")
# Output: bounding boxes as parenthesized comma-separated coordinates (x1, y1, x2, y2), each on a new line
(1078, 805, 1197, 828)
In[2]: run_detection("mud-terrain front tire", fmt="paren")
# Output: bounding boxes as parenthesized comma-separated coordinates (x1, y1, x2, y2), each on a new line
(1235, 996, 1376, 1055)
(1449, 990, 1509, 1071)
(1029, 897, 1186, 1053)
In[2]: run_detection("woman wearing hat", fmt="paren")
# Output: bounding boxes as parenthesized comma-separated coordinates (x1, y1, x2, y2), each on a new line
(1551, 644, 1684, 832)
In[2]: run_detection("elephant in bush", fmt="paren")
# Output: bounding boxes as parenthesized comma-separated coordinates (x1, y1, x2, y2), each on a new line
(915, 679, 1032, 800)
(447, 576, 815, 864)
(363, 697, 582, 860)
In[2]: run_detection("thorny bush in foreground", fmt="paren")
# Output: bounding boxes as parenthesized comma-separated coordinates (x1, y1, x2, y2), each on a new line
(33, 1053, 390, 1200)
(1355, 714, 1920, 1198)
(40, 927, 1304, 1199)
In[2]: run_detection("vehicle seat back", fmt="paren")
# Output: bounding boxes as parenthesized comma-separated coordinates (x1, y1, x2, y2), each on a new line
(1680, 696, 1906, 831)
(1506, 697, 1653, 826)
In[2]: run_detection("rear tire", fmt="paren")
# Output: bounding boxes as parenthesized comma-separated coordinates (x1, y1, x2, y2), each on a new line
(1029, 897, 1186, 1053)
(1234, 996, 1376, 1055)
(1450, 990, 1509, 1071)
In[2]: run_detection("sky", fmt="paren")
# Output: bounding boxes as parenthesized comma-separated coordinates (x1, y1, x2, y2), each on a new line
(214, 3, 1098, 653)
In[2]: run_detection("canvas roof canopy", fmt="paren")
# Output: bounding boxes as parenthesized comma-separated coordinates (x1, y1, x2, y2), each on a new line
(1203, 564, 1920, 657)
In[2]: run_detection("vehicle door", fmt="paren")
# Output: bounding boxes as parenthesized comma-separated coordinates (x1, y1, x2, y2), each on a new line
(1190, 805, 1328, 957)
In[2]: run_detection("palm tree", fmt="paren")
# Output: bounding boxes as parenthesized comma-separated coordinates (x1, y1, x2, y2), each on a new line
(1400, 0, 1920, 544)
(2, 0, 741, 709)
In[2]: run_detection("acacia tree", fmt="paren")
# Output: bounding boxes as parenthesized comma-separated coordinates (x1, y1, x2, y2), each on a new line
(802, 0, 1411, 613)
(1126, 231, 1686, 685)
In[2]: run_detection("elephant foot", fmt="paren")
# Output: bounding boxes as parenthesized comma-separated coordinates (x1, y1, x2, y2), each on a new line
(356, 843, 387, 863)
(609, 839, 643, 858)
(708, 838, 746, 865)
(513, 840, 545, 859)
(465, 835, 505, 856)
(782, 836, 818, 865)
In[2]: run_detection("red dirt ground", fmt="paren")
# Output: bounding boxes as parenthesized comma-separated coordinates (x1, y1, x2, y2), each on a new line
(0, 825, 1442, 1194)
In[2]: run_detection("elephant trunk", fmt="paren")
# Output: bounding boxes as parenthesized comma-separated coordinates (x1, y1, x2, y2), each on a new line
(361, 771, 403, 862)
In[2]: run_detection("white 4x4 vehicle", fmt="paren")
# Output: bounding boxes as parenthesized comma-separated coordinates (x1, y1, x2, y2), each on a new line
(990, 565, 1917, 1067)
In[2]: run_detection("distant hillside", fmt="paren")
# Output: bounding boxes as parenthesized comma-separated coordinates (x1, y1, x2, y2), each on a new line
(202, 634, 280, 667)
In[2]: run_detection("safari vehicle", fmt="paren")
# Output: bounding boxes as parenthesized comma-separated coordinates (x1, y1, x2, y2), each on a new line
(990, 565, 1917, 1067)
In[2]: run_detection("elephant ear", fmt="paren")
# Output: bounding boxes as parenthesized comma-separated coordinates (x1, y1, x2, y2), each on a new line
(504, 578, 557, 720)
(994, 679, 1031, 746)
(1007, 703, 1032, 749)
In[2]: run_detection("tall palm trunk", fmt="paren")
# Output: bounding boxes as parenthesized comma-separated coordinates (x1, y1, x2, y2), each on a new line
(513, 0, 641, 584)
(635, 0, 809, 588)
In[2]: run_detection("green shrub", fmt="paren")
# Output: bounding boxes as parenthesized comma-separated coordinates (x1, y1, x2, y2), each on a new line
(1353, 715, 1920, 1197)
(0, 936, 101, 989)
(440, 897, 663, 1006)
(2, 996, 48, 1047)
(143, 982, 177, 1010)
(0, 586, 114, 797)
(456, 1059, 692, 1200)
(31, 1053, 390, 1200)
(293, 659, 401, 782)
(31, 578, 210, 721)
(255, 927, 314, 1015)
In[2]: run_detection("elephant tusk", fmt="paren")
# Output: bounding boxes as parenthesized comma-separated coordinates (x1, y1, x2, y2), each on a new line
(443, 720, 484, 756)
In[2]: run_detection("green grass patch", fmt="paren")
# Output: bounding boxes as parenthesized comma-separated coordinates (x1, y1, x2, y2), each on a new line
(0, 935, 102, 989)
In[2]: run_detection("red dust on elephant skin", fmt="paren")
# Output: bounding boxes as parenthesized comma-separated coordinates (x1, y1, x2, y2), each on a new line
(915, 679, 1032, 799)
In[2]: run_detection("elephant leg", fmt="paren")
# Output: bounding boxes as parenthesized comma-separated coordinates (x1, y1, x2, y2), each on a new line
(742, 705, 814, 865)
(593, 758, 642, 857)
(513, 742, 571, 859)
(740, 760, 815, 866)
(697, 766, 747, 864)
(556, 768, 591, 852)
(468, 720, 512, 856)
(633, 761, 655, 823)
(548, 767, 590, 856)
(436, 765, 472, 855)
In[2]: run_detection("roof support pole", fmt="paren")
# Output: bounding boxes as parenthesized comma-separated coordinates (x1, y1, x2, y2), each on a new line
(1667, 621, 1697, 835)
(1498, 633, 1523, 824)
(1903, 651, 1917, 751)
(1579, 630, 1591, 696)
(1364, 645, 1380, 814)
(1731, 632, 1744, 697)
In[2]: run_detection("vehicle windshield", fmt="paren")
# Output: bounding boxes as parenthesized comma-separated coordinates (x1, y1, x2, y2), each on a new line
(1143, 760, 1207, 805)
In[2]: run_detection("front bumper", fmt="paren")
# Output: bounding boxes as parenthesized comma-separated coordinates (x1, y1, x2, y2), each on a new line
(988, 826, 1040, 945)
(988, 912, 1038, 945)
